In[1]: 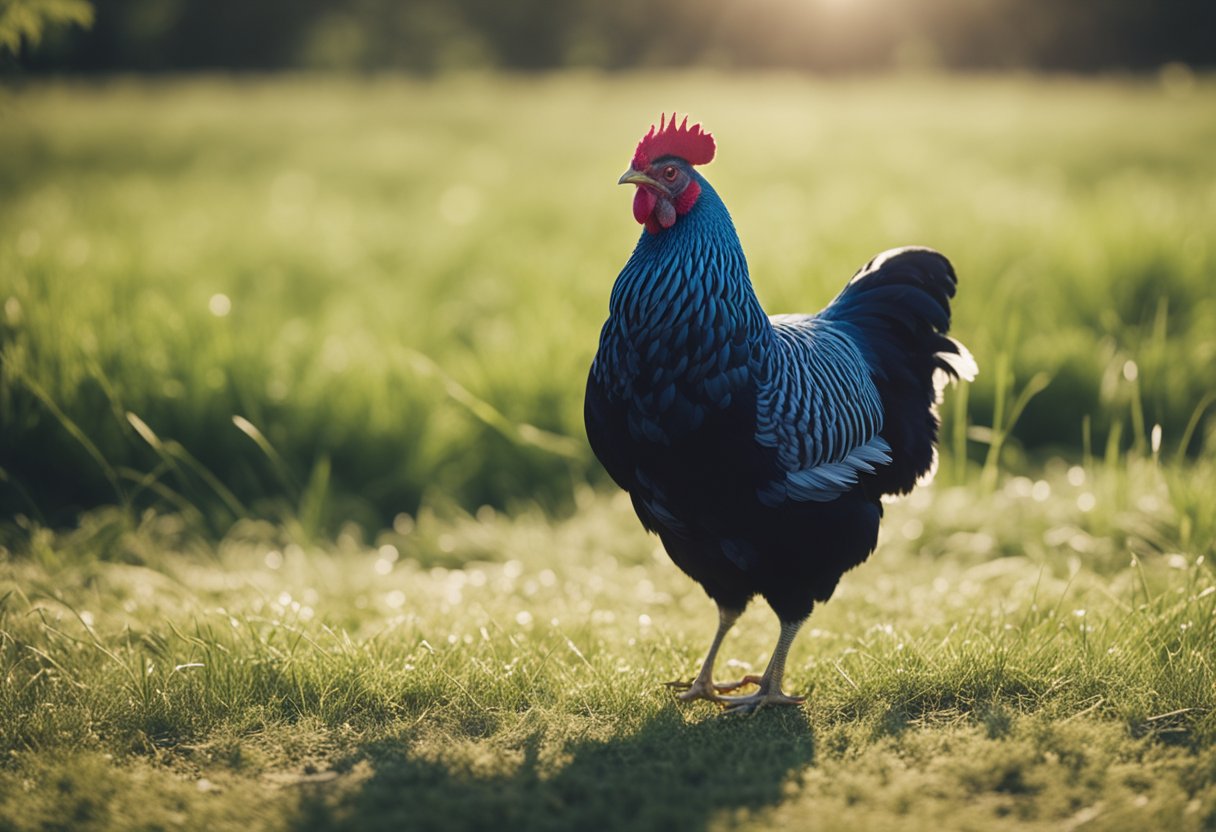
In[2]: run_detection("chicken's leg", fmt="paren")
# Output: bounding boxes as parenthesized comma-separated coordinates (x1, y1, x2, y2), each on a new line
(718, 618, 807, 714)
(665, 605, 753, 702)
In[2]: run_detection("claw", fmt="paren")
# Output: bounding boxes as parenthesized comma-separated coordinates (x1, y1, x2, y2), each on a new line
(719, 690, 806, 715)
(670, 615, 807, 714)
(665, 673, 765, 703)
(666, 678, 724, 703)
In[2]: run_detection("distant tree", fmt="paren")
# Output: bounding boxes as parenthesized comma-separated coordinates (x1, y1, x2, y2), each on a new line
(10, 0, 1216, 73)
(0, 0, 92, 57)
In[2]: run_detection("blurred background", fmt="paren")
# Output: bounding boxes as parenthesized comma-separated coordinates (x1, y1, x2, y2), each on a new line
(1, 0, 1214, 536)
(10, 0, 1216, 74)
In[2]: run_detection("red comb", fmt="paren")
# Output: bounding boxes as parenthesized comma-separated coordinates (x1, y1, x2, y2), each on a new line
(631, 114, 715, 170)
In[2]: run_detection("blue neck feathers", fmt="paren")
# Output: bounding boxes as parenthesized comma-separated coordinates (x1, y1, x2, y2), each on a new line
(608, 174, 769, 342)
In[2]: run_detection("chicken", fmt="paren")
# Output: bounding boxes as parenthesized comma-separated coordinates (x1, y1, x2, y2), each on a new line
(585, 115, 976, 712)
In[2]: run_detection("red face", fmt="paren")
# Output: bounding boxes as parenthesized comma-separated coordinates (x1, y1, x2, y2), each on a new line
(619, 158, 702, 235)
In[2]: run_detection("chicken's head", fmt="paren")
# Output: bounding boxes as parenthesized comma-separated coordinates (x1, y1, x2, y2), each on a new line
(619, 114, 715, 235)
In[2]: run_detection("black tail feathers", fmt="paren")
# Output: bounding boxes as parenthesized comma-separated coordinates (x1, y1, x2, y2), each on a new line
(823, 247, 976, 495)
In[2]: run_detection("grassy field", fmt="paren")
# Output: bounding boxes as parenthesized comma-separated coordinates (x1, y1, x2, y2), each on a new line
(2, 73, 1214, 526)
(2, 73, 1216, 830)
(3, 459, 1216, 830)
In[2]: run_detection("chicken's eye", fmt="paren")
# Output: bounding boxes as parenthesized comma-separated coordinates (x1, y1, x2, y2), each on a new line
(662, 165, 678, 182)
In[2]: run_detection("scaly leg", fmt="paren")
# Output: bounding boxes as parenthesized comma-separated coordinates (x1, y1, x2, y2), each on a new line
(718, 618, 807, 714)
(665, 605, 748, 703)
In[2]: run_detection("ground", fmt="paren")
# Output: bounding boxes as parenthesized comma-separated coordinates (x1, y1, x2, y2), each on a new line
(3, 458, 1216, 831)
(1, 73, 1215, 830)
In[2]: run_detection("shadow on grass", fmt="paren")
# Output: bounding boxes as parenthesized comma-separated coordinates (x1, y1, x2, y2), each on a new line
(290, 705, 815, 832)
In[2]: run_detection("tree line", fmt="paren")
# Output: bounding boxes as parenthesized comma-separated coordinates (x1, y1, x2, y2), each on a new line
(13, 0, 1214, 74)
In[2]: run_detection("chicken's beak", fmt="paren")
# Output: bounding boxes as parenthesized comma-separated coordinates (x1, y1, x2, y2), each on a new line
(618, 169, 660, 188)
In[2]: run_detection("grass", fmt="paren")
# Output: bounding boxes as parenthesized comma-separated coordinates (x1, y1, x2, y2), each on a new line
(2, 73, 1215, 527)
(2, 72, 1216, 829)
(3, 456, 1216, 830)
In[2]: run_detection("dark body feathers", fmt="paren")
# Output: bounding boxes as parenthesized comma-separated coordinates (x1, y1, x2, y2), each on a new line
(586, 173, 971, 624)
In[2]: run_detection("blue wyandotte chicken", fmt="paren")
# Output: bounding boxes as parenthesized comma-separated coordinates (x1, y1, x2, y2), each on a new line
(585, 115, 977, 713)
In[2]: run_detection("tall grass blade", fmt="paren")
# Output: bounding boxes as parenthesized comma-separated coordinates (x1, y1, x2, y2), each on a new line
(1176, 392, 1215, 463)
(297, 455, 331, 541)
(127, 412, 247, 521)
(981, 370, 1052, 490)
(951, 375, 970, 483)
(402, 348, 582, 460)
(12, 369, 125, 505)
(232, 415, 301, 498)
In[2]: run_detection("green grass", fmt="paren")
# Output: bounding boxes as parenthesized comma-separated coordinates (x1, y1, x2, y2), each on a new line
(3, 72, 1216, 829)
(2, 73, 1215, 527)
(3, 456, 1216, 830)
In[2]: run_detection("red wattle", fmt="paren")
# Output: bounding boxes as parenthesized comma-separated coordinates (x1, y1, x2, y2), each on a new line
(633, 187, 657, 225)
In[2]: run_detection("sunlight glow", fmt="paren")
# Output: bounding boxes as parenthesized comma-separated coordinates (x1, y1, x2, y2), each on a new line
(209, 293, 232, 317)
